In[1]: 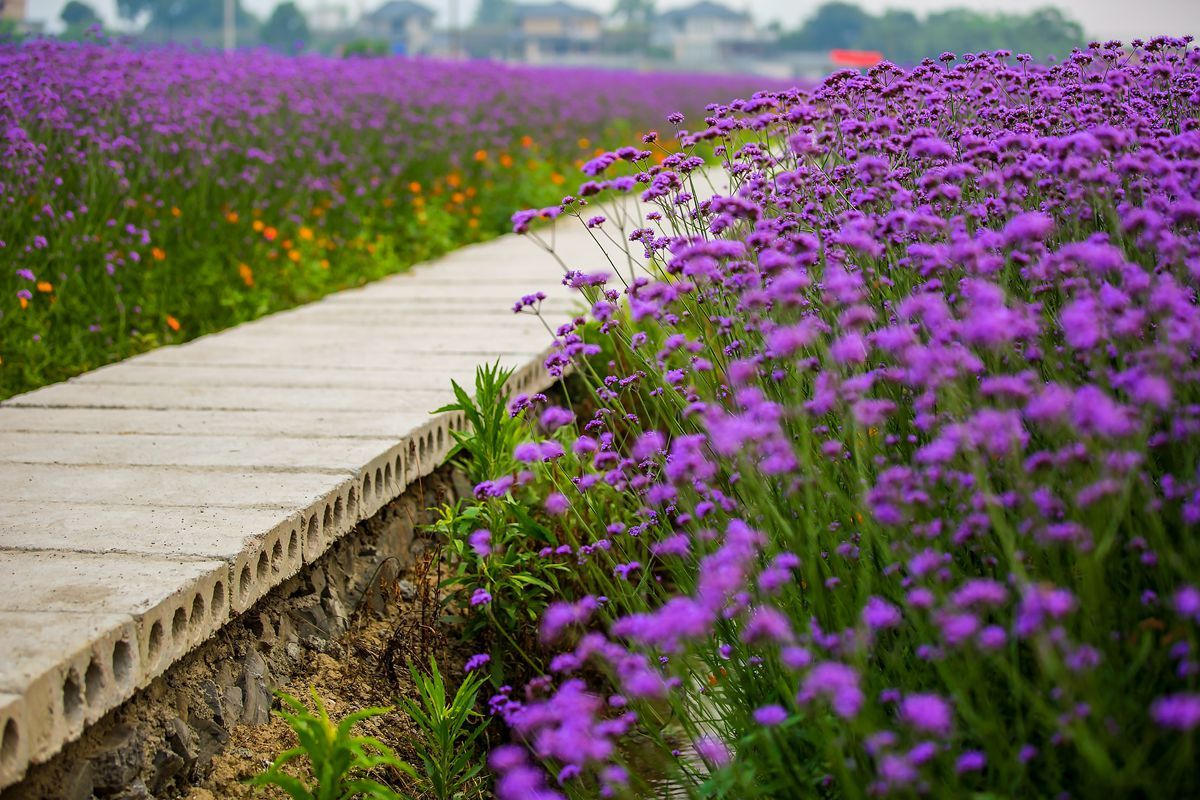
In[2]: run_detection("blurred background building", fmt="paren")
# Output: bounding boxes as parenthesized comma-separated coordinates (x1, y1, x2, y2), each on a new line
(11, 0, 1200, 79)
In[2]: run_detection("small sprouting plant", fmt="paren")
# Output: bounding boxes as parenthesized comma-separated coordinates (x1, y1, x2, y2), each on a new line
(434, 361, 524, 486)
(250, 688, 415, 800)
(400, 658, 490, 800)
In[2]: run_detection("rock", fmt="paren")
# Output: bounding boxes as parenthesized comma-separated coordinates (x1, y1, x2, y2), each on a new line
(200, 680, 225, 725)
(87, 724, 144, 794)
(240, 649, 271, 726)
(397, 579, 417, 601)
(221, 685, 244, 726)
(62, 759, 95, 800)
(285, 641, 301, 661)
(150, 748, 186, 795)
(187, 715, 228, 766)
(165, 717, 197, 768)
(111, 777, 155, 799)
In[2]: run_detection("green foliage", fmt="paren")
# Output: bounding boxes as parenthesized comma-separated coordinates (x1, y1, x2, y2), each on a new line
(473, 0, 512, 26)
(60, 0, 102, 28)
(780, 2, 1085, 62)
(250, 688, 415, 800)
(400, 659, 489, 800)
(434, 361, 523, 486)
(261, 1, 310, 50)
(117, 0, 256, 31)
(342, 38, 388, 57)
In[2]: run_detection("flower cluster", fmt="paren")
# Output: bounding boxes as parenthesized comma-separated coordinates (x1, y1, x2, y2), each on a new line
(482, 37, 1200, 798)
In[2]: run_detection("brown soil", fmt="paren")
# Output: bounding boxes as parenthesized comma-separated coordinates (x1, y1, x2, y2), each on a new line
(185, 549, 476, 800)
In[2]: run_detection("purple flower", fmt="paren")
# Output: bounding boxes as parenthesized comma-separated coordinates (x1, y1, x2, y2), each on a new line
(900, 693, 953, 737)
(469, 528, 492, 557)
(753, 704, 788, 726)
(1150, 694, 1200, 730)
(470, 588, 492, 606)
(464, 653, 491, 672)
(798, 662, 863, 719)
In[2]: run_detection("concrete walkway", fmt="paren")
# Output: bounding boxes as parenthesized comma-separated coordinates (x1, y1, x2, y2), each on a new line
(0, 211, 639, 788)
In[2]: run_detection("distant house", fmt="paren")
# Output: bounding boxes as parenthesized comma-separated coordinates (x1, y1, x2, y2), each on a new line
(652, 1, 759, 64)
(359, 0, 436, 55)
(510, 1, 603, 61)
(0, 0, 27, 25)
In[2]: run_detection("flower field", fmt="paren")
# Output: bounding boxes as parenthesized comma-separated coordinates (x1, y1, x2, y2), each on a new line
(422, 37, 1200, 798)
(0, 41, 762, 399)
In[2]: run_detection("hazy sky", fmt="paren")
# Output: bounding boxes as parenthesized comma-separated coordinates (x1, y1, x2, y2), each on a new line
(24, 0, 1200, 42)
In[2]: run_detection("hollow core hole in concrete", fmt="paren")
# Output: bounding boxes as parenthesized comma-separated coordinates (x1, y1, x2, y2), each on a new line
(437, 426, 444, 450)
(84, 659, 104, 708)
(62, 670, 83, 723)
(256, 550, 270, 582)
(394, 455, 403, 482)
(148, 621, 164, 663)
(212, 581, 226, 613)
(307, 514, 320, 552)
(112, 640, 133, 687)
(190, 594, 206, 633)
(348, 488, 358, 520)
(425, 432, 434, 456)
(328, 500, 339, 531)
(362, 473, 372, 505)
(384, 462, 393, 490)
(271, 539, 284, 573)
(238, 564, 252, 604)
(172, 607, 187, 642)
(0, 718, 17, 769)
(287, 529, 299, 561)
(375, 467, 383, 498)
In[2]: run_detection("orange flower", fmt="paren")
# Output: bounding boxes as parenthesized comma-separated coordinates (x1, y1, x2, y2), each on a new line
(36, 281, 53, 293)
(451, 192, 465, 204)
(408, 181, 422, 194)
(467, 218, 479, 229)
(447, 173, 462, 188)
(465, 186, 477, 198)
(550, 172, 565, 186)
(18, 297, 28, 310)
(252, 220, 264, 232)
(171, 207, 182, 218)
(282, 239, 293, 250)
(166, 315, 181, 332)
(238, 263, 254, 286)
(521, 135, 534, 148)
(226, 211, 239, 224)
(288, 250, 301, 262)
(474, 149, 488, 162)
(578, 137, 590, 149)
(263, 226, 278, 242)
(151, 247, 166, 261)
(299, 227, 314, 241)
(319, 259, 330, 269)
(499, 154, 513, 168)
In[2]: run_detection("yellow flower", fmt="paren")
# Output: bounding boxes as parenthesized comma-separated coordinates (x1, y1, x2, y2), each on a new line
(238, 263, 254, 286)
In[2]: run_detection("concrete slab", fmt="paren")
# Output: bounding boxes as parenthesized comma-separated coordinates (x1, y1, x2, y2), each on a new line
(0, 551, 230, 684)
(0, 611, 138, 763)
